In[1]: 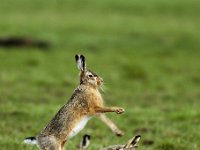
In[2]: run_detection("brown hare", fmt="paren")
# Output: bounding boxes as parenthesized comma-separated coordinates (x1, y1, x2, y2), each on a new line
(24, 54, 125, 150)
(77, 134, 141, 150)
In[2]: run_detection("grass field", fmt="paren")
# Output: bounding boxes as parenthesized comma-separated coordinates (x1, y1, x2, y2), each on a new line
(0, 0, 200, 149)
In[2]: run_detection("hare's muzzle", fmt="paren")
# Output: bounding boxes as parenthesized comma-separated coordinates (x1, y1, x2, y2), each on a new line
(97, 77, 103, 86)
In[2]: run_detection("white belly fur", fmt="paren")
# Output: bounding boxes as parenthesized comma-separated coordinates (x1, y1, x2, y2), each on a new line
(69, 116, 90, 138)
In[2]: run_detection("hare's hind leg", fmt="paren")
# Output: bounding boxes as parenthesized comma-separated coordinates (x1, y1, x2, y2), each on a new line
(38, 143, 62, 150)
(47, 139, 62, 150)
(37, 136, 62, 150)
(49, 144, 62, 150)
(61, 140, 66, 150)
(41, 142, 61, 150)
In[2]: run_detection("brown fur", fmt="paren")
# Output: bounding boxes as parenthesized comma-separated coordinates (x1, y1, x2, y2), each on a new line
(25, 54, 124, 150)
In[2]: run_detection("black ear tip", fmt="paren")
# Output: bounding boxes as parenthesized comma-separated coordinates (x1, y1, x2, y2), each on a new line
(80, 55, 85, 60)
(75, 54, 79, 61)
(87, 135, 91, 140)
(84, 134, 91, 140)
(130, 135, 141, 145)
(80, 55, 86, 67)
(135, 135, 141, 138)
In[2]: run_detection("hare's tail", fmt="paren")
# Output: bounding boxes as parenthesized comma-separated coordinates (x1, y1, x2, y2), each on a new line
(24, 136, 37, 145)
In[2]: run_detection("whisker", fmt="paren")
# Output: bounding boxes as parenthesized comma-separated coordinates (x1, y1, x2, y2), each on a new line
(100, 84, 110, 93)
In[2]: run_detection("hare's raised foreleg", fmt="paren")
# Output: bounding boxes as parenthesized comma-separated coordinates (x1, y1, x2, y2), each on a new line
(94, 106, 124, 114)
(97, 114, 124, 136)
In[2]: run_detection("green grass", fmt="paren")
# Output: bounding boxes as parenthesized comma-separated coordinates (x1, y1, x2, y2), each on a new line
(0, 0, 200, 149)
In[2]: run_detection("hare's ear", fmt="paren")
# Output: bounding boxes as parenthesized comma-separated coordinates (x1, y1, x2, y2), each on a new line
(77, 134, 91, 150)
(75, 54, 86, 72)
(124, 135, 141, 148)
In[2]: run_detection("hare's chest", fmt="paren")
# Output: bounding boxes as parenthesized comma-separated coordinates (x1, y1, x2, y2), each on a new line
(68, 116, 90, 138)
(87, 90, 103, 106)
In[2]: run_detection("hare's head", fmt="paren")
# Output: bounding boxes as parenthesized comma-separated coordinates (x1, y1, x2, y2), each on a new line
(75, 54, 103, 88)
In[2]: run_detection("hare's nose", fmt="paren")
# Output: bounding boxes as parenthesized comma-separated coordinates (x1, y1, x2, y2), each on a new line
(100, 78, 103, 82)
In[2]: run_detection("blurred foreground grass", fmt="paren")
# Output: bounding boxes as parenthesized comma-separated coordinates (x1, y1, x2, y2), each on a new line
(0, 0, 200, 149)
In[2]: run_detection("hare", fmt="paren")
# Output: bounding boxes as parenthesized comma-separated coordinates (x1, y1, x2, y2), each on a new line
(77, 134, 141, 150)
(24, 54, 125, 150)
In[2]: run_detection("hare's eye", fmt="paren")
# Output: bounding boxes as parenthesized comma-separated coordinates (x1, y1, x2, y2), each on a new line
(88, 74, 93, 78)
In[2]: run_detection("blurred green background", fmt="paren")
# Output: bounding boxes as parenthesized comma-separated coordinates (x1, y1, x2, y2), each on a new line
(0, 0, 200, 149)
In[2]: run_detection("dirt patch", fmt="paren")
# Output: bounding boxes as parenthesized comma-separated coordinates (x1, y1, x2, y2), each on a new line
(142, 140, 154, 146)
(134, 127, 149, 133)
(0, 37, 50, 49)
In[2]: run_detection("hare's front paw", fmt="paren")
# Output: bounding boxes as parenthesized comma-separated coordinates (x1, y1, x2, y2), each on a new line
(115, 107, 125, 114)
(114, 129, 124, 137)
